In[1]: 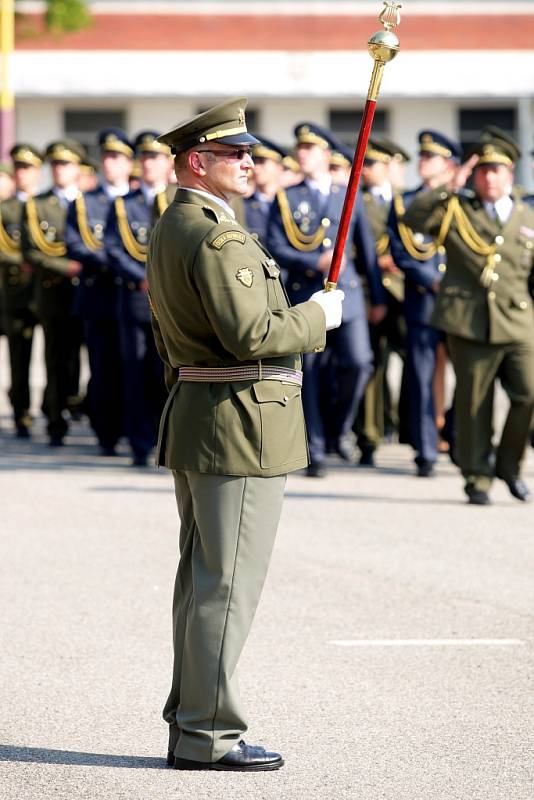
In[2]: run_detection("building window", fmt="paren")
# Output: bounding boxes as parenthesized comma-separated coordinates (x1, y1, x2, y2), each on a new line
(329, 109, 388, 146)
(64, 109, 127, 160)
(459, 107, 517, 154)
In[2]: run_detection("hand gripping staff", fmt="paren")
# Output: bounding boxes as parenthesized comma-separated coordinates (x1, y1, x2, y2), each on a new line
(325, 1, 402, 292)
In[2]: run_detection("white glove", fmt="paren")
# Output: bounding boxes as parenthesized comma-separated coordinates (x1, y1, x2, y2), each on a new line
(309, 289, 345, 331)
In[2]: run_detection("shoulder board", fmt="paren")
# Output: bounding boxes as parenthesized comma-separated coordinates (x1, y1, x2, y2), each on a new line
(209, 230, 247, 250)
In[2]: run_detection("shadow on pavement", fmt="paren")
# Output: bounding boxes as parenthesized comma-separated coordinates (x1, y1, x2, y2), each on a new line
(285, 491, 462, 506)
(0, 744, 166, 770)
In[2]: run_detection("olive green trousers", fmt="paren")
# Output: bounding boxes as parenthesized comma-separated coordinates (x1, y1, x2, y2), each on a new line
(164, 470, 286, 763)
(447, 334, 534, 491)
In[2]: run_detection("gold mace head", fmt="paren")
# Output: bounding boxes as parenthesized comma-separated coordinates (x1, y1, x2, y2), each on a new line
(368, 1, 401, 63)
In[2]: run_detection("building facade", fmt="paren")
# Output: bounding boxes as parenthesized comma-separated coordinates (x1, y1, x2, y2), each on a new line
(13, 0, 534, 187)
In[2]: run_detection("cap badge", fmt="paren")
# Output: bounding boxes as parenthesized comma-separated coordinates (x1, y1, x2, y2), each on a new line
(236, 267, 254, 288)
(422, 134, 432, 144)
(238, 108, 246, 127)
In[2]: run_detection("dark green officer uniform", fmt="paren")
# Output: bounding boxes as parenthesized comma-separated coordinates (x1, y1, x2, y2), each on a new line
(20, 139, 85, 443)
(404, 135, 534, 500)
(147, 98, 326, 766)
(0, 145, 43, 436)
(356, 138, 410, 460)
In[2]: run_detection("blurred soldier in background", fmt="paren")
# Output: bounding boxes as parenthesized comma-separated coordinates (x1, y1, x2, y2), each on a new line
(243, 137, 285, 243)
(404, 128, 534, 504)
(21, 139, 85, 446)
(0, 163, 15, 201)
(104, 130, 168, 466)
(356, 137, 410, 467)
(65, 128, 133, 455)
(329, 142, 352, 186)
(389, 130, 462, 477)
(267, 123, 386, 477)
(78, 156, 100, 193)
(0, 145, 42, 437)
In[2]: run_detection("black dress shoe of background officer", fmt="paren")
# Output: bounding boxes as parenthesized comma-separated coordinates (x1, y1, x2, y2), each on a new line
(173, 740, 284, 771)
(496, 474, 532, 502)
(465, 485, 491, 506)
(306, 460, 327, 478)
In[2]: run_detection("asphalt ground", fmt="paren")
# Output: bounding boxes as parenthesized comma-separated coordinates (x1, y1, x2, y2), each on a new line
(0, 333, 533, 800)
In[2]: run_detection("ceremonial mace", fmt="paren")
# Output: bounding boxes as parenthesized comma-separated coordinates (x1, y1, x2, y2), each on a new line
(325, 1, 402, 291)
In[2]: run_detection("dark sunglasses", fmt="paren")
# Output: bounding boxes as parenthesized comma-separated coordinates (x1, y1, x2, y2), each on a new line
(196, 148, 252, 161)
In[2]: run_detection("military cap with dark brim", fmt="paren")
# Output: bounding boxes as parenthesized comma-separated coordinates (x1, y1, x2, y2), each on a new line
(45, 139, 86, 164)
(99, 127, 134, 159)
(475, 126, 521, 165)
(158, 97, 260, 154)
(331, 141, 354, 169)
(251, 136, 286, 163)
(134, 130, 171, 156)
(418, 130, 462, 161)
(10, 143, 43, 167)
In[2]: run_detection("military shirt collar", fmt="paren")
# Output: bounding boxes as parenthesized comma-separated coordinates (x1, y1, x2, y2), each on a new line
(103, 181, 130, 199)
(185, 187, 236, 220)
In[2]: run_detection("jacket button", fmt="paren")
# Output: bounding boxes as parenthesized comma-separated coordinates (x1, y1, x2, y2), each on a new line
(283, 395, 289, 404)
(491, 273, 499, 282)
(321, 218, 330, 227)
(488, 291, 496, 300)
(493, 253, 502, 263)
(520, 300, 528, 309)
(438, 263, 446, 273)
(495, 235, 504, 245)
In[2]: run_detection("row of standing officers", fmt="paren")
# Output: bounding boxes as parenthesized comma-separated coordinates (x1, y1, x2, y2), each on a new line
(1, 120, 533, 502)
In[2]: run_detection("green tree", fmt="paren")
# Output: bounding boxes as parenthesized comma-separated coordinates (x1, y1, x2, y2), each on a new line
(45, 0, 91, 33)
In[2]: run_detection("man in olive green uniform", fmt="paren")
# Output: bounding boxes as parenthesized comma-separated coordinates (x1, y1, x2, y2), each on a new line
(404, 130, 534, 505)
(357, 137, 410, 465)
(0, 145, 42, 436)
(147, 98, 343, 770)
(21, 140, 85, 446)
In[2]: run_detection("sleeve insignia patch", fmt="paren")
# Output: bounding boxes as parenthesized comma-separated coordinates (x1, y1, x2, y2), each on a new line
(210, 230, 247, 249)
(236, 267, 254, 287)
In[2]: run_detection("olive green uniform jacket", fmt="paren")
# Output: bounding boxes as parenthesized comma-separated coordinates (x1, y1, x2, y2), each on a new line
(20, 191, 77, 317)
(363, 188, 404, 302)
(403, 187, 534, 343)
(0, 196, 36, 312)
(147, 188, 326, 477)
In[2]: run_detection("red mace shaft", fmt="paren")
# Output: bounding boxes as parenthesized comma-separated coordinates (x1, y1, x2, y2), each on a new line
(325, 2, 402, 291)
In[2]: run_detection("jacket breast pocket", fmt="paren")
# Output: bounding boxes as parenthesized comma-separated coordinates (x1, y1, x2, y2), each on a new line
(252, 380, 306, 469)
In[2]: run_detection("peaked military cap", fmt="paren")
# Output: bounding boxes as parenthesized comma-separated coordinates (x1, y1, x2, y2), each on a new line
(45, 139, 86, 164)
(474, 125, 521, 165)
(10, 143, 43, 167)
(99, 127, 134, 158)
(418, 130, 462, 161)
(130, 159, 142, 179)
(158, 97, 259, 154)
(330, 141, 353, 169)
(251, 136, 286, 163)
(282, 152, 301, 173)
(80, 155, 100, 176)
(294, 123, 340, 151)
(134, 130, 171, 156)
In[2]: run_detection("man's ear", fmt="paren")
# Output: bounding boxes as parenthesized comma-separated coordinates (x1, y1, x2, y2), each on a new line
(190, 151, 207, 177)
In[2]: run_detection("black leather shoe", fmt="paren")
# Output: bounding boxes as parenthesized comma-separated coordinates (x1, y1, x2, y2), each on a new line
(359, 447, 375, 467)
(131, 453, 148, 467)
(174, 740, 284, 772)
(497, 476, 532, 502)
(416, 460, 434, 478)
(306, 461, 326, 478)
(466, 486, 491, 505)
(49, 434, 65, 447)
(16, 424, 31, 439)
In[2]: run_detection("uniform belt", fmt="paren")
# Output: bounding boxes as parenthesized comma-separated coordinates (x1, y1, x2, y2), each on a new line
(178, 365, 303, 387)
